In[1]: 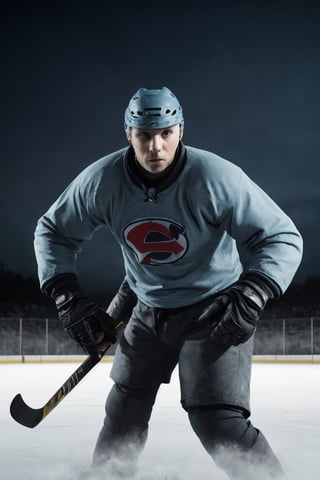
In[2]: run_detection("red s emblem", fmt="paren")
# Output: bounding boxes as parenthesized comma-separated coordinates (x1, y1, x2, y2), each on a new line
(123, 218, 188, 265)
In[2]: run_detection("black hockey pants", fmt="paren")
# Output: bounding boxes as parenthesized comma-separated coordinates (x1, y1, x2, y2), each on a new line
(93, 381, 160, 474)
(93, 381, 284, 479)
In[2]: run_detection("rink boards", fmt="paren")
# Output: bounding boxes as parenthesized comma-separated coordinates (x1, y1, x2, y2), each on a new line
(1, 354, 320, 363)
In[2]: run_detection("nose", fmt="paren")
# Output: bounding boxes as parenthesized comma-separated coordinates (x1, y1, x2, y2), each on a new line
(149, 134, 162, 152)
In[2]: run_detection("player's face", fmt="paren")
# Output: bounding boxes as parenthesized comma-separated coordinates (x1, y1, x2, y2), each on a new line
(126, 124, 183, 174)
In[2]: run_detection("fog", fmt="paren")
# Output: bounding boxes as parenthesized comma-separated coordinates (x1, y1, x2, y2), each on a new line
(1, 361, 319, 479)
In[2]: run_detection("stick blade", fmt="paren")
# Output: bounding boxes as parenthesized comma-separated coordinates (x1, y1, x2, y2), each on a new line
(10, 394, 43, 428)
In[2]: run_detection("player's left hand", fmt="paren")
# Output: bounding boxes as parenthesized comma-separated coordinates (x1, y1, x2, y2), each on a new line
(198, 274, 280, 346)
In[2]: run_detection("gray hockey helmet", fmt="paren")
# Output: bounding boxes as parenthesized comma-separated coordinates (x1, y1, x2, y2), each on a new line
(124, 87, 184, 130)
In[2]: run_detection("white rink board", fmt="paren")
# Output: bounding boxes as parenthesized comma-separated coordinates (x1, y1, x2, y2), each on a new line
(1, 362, 320, 479)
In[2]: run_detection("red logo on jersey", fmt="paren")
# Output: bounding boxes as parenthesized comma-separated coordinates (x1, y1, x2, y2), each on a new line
(123, 218, 188, 265)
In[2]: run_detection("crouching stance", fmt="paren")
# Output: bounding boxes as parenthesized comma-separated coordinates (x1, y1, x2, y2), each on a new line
(93, 279, 285, 479)
(34, 87, 302, 478)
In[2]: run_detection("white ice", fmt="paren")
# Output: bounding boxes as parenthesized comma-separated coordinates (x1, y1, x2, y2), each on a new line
(1, 361, 320, 479)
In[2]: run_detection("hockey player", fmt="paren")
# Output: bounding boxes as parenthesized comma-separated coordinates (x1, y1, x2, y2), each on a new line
(34, 87, 303, 479)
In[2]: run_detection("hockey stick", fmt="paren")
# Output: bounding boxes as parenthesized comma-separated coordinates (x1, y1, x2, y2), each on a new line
(10, 321, 124, 428)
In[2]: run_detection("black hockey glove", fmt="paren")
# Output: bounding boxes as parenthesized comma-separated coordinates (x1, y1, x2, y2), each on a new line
(43, 273, 117, 356)
(199, 274, 281, 347)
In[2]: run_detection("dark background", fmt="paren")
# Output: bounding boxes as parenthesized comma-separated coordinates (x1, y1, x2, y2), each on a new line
(1, 1, 319, 301)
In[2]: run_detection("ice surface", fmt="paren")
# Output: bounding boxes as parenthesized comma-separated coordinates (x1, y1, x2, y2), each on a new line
(1, 361, 320, 479)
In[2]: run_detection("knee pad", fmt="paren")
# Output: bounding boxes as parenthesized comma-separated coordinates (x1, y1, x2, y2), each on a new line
(188, 405, 258, 451)
(105, 382, 160, 430)
(187, 406, 284, 479)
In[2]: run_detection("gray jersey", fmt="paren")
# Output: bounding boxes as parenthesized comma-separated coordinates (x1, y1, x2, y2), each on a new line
(34, 146, 303, 307)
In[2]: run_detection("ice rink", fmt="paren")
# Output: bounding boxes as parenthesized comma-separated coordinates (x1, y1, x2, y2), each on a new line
(1, 360, 320, 479)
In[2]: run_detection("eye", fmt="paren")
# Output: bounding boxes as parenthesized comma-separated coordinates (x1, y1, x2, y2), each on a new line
(137, 131, 151, 141)
(162, 129, 172, 137)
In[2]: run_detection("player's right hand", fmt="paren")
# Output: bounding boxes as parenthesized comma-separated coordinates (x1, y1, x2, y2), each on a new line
(43, 273, 117, 356)
(56, 291, 117, 356)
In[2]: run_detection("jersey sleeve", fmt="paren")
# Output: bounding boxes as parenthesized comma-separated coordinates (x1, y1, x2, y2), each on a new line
(226, 170, 303, 294)
(34, 168, 107, 287)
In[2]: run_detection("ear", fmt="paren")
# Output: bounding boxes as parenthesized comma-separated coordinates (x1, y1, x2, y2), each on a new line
(125, 129, 131, 142)
(179, 126, 184, 140)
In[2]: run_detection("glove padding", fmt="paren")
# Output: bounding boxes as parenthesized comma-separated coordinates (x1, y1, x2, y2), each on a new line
(199, 274, 280, 347)
(43, 274, 116, 356)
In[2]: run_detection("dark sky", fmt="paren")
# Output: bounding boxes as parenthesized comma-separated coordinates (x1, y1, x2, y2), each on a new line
(1, 1, 320, 293)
